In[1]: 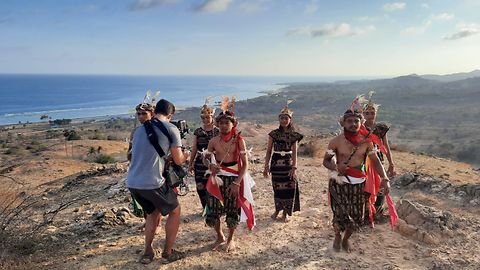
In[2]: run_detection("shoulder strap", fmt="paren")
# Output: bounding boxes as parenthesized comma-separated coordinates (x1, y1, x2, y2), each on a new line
(143, 120, 166, 157)
(151, 119, 173, 143)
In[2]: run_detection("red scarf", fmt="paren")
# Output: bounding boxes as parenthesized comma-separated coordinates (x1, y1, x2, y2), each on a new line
(220, 127, 237, 142)
(344, 125, 387, 154)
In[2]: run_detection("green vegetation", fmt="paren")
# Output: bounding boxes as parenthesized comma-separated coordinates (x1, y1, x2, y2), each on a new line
(49, 119, 72, 126)
(94, 154, 116, 164)
(63, 130, 81, 141)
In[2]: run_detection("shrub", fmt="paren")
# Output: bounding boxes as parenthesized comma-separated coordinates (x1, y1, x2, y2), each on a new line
(63, 130, 81, 141)
(94, 154, 115, 164)
(107, 135, 118, 141)
(49, 119, 72, 126)
(90, 131, 107, 140)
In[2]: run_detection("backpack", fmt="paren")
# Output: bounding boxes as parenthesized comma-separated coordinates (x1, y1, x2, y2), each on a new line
(143, 119, 187, 188)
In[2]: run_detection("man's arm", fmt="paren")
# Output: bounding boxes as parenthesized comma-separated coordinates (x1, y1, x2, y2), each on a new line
(169, 127, 189, 165)
(171, 147, 189, 165)
(323, 139, 338, 171)
(229, 137, 248, 198)
(236, 137, 248, 184)
(383, 133, 396, 177)
(367, 143, 390, 195)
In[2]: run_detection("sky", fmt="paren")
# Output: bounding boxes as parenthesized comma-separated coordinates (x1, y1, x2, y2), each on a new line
(1, 0, 479, 76)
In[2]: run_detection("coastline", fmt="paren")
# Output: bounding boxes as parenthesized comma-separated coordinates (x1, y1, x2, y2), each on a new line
(0, 85, 289, 128)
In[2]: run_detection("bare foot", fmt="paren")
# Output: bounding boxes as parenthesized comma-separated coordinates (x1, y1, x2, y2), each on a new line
(281, 213, 291, 223)
(342, 238, 352, 253)
(226, 239, 236, 253)
(211, 236, 226, 251)
(333, 234, 341, 252)
(271, 211, 280, 220)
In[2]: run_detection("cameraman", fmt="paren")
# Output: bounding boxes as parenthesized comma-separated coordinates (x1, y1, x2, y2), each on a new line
(127, 99, 190, 264)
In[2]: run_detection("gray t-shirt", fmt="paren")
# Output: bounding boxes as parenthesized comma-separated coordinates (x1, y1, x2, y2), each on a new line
(127, 120, 182, 190)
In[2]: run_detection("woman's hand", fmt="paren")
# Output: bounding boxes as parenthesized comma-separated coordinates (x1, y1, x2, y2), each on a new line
(288, 166, 297, 179)
(263, 165, 270, 178)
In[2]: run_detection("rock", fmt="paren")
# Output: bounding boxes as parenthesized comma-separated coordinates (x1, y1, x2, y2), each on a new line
(92, 210, 106, 220)
(46, 225, 58, 233)
(50, 235, 59, 241)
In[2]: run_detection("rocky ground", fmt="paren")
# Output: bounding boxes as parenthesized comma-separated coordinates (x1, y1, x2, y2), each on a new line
(1, 122, 479, 270)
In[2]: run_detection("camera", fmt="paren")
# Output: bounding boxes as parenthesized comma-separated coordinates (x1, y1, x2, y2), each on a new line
(170, 119, 189, 139)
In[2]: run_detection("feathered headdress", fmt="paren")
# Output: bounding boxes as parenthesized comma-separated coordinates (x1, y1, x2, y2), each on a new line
(279, 99, 294, 118)
(363, 90, 380, 111)
(136, 90, 159, 112)
(341, 95, 365, 122)
(200, 96, 215, 116)
(215, 96, 237, 125)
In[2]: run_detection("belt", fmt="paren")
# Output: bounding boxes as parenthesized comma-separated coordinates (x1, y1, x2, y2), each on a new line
(273, 151, 292, 156)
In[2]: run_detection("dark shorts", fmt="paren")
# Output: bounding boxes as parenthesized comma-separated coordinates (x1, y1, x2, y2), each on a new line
(129, 184, 179, 216)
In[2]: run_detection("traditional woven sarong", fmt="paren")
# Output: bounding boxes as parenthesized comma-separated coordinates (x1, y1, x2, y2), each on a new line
(205, 173, 241, 228)
(193, 127, 219, 208)
(268, 129, 303, 215)
(205, 161, 256, 229)
(329, 178, 368, 232)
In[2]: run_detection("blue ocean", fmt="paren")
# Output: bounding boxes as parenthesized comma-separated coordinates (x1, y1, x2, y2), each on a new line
(0, 75, 285, 125)
(0, 74, 363, 125)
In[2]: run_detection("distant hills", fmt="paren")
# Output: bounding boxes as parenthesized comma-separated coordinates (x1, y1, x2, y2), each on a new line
(177, 70, 480, 165)
(419, 69, 480, 82)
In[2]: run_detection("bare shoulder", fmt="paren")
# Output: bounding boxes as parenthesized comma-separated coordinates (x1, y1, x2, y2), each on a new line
(328, 134, 342, 147)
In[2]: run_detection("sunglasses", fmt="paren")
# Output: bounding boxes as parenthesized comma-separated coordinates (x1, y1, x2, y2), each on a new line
(137, 111, 148, 116)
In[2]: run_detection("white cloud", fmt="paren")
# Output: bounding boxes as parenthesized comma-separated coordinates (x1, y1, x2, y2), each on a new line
(287, 23, 375, 39)
(431, 13, 455, 21)
(383, 2, 406, 12)
(194, 0, 232, 13)
(421, 3, 429, 9)
(129, 0, 180, 11)
(403, 13, 455, 35)
(304, 0, 319, 14)
(444, 23, 480, 40)
(403, 20, 432, 34)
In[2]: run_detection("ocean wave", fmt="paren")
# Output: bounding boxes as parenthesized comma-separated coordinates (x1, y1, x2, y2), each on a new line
(0, 105, 129, 118)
